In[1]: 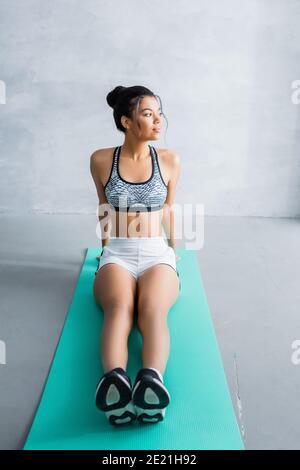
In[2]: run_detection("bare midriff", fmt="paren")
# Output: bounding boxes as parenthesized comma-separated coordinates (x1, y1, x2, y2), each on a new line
(104, 207, 165, 238)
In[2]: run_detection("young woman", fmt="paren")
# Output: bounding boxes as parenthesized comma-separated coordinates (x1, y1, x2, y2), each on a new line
(90, 85, 181, 425)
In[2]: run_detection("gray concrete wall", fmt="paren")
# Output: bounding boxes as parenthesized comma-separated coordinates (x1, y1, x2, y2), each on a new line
(1, 0, 300, 217)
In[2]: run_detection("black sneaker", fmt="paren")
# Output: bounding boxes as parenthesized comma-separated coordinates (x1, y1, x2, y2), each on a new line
(132, 368, 171, 423)
(95, 367, 136, 425)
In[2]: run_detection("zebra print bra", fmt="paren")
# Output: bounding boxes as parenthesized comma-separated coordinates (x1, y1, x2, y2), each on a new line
(104, 145, 168, 212)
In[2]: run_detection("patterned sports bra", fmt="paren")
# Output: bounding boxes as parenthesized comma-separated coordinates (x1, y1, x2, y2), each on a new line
(104, 145, 168, 212)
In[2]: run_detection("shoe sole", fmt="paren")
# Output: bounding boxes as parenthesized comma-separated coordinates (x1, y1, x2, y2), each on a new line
(132, 376, 171, 423)
(95, 372, 136, 425)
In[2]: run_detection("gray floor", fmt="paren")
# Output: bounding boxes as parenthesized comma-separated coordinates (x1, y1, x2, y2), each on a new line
(0, 215, 299, 450)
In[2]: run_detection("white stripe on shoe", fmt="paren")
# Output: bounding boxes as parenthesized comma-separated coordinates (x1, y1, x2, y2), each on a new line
(134, 405, 166, 423)
(146, 367, 164, 383)
(105, 401, 136, 425)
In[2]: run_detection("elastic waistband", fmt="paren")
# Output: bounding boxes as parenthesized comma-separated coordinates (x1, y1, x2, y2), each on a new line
(109, 236, 164, 240)
(108, 236, 165, 244)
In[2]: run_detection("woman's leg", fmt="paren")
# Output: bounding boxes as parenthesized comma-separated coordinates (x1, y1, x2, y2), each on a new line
(136, 264, 180, 375)
(93, 263, 137, 373)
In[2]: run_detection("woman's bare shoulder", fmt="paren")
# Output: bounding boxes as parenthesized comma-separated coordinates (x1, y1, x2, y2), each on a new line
(90, 147, 115, 162)
(90, 147, 116, 187)
(156, 147, 180, 167)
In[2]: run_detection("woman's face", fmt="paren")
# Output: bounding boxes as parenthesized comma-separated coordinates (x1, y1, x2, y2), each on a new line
(128, 96, 163, 140)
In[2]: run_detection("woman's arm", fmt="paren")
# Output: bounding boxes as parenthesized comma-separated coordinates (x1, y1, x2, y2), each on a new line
(90, 150, 112, 248)
(162, 150, 181, 254)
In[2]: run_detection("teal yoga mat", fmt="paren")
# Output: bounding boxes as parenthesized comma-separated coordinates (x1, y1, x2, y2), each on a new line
(23, 248, 245, 450)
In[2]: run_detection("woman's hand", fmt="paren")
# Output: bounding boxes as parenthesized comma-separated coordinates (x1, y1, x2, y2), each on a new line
(96, 245, 107, 260)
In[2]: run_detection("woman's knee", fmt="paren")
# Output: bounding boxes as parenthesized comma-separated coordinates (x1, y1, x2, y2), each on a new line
(137, 303, 168, 329)
(103, 303, 135, 329)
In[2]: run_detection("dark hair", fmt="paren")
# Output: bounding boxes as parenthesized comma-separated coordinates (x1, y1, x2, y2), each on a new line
(106, 85, 168, 136)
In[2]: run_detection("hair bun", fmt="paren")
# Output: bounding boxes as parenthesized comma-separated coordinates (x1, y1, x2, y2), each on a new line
(106, 86, 127, 109)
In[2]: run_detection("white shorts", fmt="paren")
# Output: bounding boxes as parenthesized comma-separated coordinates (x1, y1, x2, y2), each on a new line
(94, 236, 180, 289)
